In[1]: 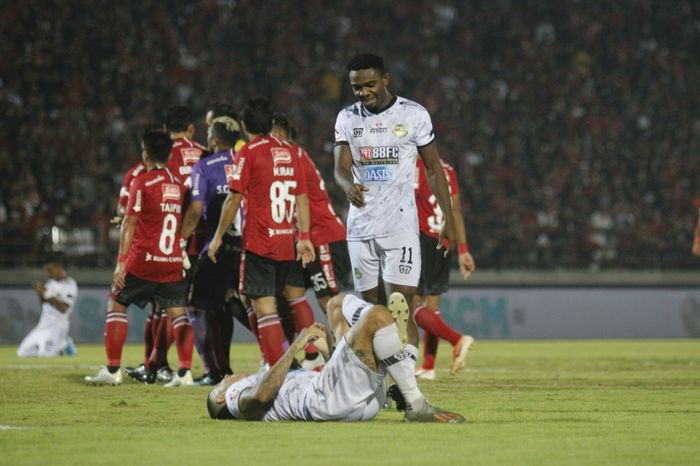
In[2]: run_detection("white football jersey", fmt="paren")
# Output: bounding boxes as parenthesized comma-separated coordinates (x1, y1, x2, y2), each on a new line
(335, 96, 435, 240)
(39, 277, 78, 325)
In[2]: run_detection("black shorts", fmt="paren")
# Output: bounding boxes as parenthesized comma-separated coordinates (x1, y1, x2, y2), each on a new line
(417, 234, 451, 296)
(240, 250, 297, 298)
(303, 241, 352, 299)
(189, 240, 241, 312)
(111, 273, 188, 309)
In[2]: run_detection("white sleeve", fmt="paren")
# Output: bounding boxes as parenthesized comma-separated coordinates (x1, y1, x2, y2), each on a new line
(55, 280, 78, 307)
(413, 106, 435, 148)
(334, 110, 350, 144)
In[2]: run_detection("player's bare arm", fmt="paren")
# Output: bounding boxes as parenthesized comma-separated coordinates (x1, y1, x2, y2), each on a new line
(115, 215, 137, 288)
(418, 143, 456, 252)
(237, 324, 327, 420)
(208, 191, 242, 263)
(180, 200, 204, 240)
(334, 144, 367, 207)
(294, 193, 316, 266)
(451, 191, 476, 279)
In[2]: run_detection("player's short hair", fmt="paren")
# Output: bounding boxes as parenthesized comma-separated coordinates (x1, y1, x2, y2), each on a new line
(241, 96, 274, 135)
(210, 117, 241, 148)
(347, 53, 385, 74)
(208, 102, 239, 121)
(44, 253, 65, 267)
(163, 105, 193, 133)
(272, 114, 296, 140)
(138, 123, 166, 138)
(207, 389, 235, 420)
(141, 130, 173, 163)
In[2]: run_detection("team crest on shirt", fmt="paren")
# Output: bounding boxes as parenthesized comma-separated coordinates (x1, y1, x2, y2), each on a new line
(181, 148, 202, 165)
(162, 183, 181, 202)
(271, 148, 292, 166)
(393, 123, 408, 137)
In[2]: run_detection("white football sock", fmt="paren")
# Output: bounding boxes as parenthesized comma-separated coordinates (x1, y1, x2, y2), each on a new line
(373, 323, 423, 405)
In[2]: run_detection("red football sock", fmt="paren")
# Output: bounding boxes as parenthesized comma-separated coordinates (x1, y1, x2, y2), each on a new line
(257, 314, 287, 365)
(105, 311, 129, 367)
(414, 305, 461, 346)
(288, 297, 317, 356)
(422, 327, 439, 370)
(171, 314, 194, 370)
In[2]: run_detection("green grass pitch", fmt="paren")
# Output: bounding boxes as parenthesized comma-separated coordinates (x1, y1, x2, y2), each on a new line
(0, 340, 699, 466)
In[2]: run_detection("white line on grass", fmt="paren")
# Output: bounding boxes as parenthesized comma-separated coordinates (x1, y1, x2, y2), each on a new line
(0, 364, 100, 370)
(0, 426, 27, 430)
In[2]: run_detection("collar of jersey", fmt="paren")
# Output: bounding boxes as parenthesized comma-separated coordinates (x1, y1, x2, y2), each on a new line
(361, 95, 397, 116)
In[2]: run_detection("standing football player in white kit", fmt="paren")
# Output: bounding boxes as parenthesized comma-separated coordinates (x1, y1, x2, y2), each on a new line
(333, 53, 457, 359)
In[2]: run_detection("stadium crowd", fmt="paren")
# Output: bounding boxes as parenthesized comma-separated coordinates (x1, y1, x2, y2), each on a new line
(1, 0, 699, 269)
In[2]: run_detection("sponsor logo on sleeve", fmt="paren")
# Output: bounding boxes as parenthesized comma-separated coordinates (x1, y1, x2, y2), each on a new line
(224, 164, 235, 182)
(162, 183, 181, 202)
(133, 189, 142, 212)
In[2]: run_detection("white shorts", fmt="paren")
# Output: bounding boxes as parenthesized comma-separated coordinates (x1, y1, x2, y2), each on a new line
(17, 325, 68, 358)
(347, 231, 421, 292)
(307, 336, 386, 421)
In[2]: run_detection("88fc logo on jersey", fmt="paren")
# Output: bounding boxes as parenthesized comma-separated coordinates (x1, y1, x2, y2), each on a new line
(359, 146, 399, 165)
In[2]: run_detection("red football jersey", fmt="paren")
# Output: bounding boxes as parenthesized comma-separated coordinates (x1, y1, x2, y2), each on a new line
(296, 146, 346, 246)
(125, 167, 185, 283)
(228, 135, 307, 261)
(415, 158, 460, 239)
(166, 137, 208, 186)
(118, 162, 146, 212)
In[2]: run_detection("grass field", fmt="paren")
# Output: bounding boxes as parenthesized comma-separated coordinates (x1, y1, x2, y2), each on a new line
(0, 340, 699, 466)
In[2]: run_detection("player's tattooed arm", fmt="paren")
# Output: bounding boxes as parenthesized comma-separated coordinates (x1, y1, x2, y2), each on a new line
(238, 324, 327, 420)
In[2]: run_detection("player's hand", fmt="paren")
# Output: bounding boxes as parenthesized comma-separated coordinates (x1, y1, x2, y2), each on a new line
(346, 183, 369, 208)
(458, 252, 476, 279)
(292, 324, 327, 353)
(33, 281, 46, 296)
(110, 216, 123, 226)
(296, 240, 316, 267)
(113, 262, 126, 289)
(437, 218, 456, 257)
(208, 236, 222, 263)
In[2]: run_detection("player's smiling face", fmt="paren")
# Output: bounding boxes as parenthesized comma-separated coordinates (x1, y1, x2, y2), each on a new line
(349, 68, 391, 112)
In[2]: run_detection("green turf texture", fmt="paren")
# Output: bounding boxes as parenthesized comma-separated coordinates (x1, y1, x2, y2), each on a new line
(0, 340, 698, 466)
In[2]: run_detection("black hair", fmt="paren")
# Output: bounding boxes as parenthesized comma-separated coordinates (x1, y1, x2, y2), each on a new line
(141, 130, 173, 163)
(272, 113, 296, 140)
(138, 123, 166, 138)
(163, 105, 193, 133)
(207, 389, 235, 420)
(208, 102, 239, 121)
(44, 253, 65, 267)
(210, 120, 241, 148)
(346, 53, 385, 74)
(241, 96, 274, 135)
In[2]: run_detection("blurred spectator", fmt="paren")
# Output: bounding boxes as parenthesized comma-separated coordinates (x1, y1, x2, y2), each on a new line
(0, 0, 698, 268)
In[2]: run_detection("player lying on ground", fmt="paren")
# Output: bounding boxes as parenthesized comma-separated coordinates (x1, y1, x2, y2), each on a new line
(206, 293, 465, 422)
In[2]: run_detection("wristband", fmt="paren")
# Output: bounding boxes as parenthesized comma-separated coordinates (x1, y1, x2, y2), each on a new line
(298, 231, 311, 242)
(458, 243, 469, 255)
(118, 254, 127, 263)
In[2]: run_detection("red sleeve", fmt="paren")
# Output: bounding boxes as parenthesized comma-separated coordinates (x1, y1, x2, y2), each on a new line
(125, 176, 144, 217)
(118, 167, 133, 209)
(227, 149, 250, 194)
(293, 150, 307, 196)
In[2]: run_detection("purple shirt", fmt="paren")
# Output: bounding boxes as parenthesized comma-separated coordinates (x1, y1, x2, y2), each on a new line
(190, 149, 240, 251)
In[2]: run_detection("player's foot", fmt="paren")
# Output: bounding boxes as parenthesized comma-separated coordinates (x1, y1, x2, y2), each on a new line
(388, 292, 410, 346)
(156, 366, 174, 383)
(415, 367, 436, 380)
(61, 337, 77, 356)
(126, 369, 156, 384)
(124, 364, 147, 378)
(404, 399, 465, 423)
(85, 366, 122, 386)
(450, 335, 475, 375)
(164, 369, 193, 388)
(193, 372, 222, 386)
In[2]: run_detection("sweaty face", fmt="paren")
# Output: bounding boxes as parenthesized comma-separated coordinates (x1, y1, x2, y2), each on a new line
(349, 68, 390, 112)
